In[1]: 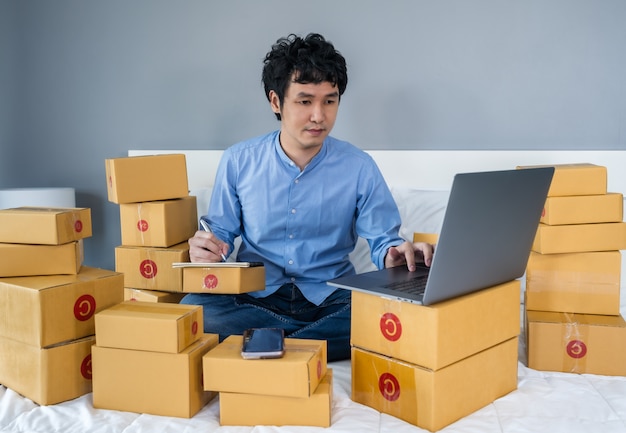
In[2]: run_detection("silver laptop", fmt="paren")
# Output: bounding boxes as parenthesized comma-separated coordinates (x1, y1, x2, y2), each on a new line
(327, 167, 554, 305)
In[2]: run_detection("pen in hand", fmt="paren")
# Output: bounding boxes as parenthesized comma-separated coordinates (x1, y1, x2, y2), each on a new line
(199, 219, 227, 262)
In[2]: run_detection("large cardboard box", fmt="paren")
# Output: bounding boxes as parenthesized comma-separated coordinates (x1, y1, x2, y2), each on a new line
(92, 334, 218, 418)
(219, 369, 333, 427)
(95, 301, 203, 353)
(202, 335, 327, 398)
(0, 335, 95, 406)
(526, 251, 621, 315)
(180, 264, 265, 294)
(0, 241, 83, 277)
(0, 207, 92, 245)
(532, 222, 626, 254)
(526, 310, 626, 376)
(352, 337, 518, 432)
(119, 196, 197, 247)
(105, 154, 189, 204)
(351, 280, 520, 370)
(124, 288, 185, 303)
(0, 266, 124, 347)
(517, 163, 607, 197)
(540, 193, 623, 225)
(115, 242, 189, 292)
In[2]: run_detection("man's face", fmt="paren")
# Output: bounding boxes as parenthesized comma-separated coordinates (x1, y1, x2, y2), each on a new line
(269, 79, 340, 154)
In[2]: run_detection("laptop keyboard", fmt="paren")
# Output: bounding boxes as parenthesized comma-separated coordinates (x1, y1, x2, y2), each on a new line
(381, 276, 428, 295)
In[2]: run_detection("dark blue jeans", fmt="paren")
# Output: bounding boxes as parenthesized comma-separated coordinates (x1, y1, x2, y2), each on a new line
(180, 284, 351, 361)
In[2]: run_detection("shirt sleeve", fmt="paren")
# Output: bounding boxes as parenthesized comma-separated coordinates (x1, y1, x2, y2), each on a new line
(354, 156, 404, 270)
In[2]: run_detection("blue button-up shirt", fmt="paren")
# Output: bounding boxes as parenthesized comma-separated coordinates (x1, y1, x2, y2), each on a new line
(205, 130, 404, 305)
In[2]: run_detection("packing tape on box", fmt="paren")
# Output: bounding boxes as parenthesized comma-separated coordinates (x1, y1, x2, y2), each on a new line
(561, 313, 589, 373)
(0, 187, 76, 209)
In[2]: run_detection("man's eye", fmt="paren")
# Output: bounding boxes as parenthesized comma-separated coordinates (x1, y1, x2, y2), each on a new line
(299, 100, 311, 105)
(325, 99, 337, 105)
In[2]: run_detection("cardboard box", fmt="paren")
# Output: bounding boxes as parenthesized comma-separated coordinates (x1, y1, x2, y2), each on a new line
(526, 251, 621, 315)
(526, 310, 626, 376)
(351, 280, 520, 370)
(413, 232, 439, 244)
(0, 335, 95, 406)
(0, 207, 92, 245)
(0, 241, 83, 277)
(120, 196, 198, 247)
(0, 266, 124, 347)
(95, 301, 203, 353)
(180, 264, 266, 294)
(540, 193, 623, 225)
(532, 222, 626, 254)
(92, 334, 218, 418)
(219, 369, 333, 427)
(124, 288, 185, 303)
(115, 242, 189, 292)
(105, 154, 189, 204)
(352, 337, 518, 432)
(517, 163, 607, 197)
(202, 335, 327, 398)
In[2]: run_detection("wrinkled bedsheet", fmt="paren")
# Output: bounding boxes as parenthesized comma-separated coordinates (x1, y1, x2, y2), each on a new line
(3, 348, 626, 433)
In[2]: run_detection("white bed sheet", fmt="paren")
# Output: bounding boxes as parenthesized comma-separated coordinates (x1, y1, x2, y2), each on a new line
(3, 353, 626, 433)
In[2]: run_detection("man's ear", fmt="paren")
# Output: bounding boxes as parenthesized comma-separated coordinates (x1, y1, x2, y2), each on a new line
(269, 90, 281, 115)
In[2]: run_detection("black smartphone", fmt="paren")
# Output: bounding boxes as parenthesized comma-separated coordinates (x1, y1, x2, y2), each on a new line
(241, 327, 285, 359)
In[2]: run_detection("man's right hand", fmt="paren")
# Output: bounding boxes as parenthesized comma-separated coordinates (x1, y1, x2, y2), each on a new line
(188, 230, 229, 263)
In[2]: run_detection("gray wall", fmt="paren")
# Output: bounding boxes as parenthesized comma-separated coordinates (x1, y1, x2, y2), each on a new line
(3, 0, 626, 270)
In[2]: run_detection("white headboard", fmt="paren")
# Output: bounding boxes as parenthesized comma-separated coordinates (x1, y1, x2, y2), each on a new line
(129, 149, 626, 193)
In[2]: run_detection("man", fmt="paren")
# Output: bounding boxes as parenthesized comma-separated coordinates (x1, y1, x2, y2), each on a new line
(182, 33, 433, 361)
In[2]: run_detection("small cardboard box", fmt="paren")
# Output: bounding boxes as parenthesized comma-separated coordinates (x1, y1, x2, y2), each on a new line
(92, 334, 218, 418)
(105, 154, 189, 204)
(526, 251, 621, 315)
(202, 335, 327, 398)
(0, 241, 83, 277)
(352, 337, 518, 432)
(180, 264, 266, 294)
(219, 369, 333, 427)
(351, 280, 520, 370)
(526, 310, 626, 376)
(124, 288, 185, 303)
(0, 266, 124, 347)
(532, 222, 626, 254)
(540, 193, 623, 225)
(115, 242, 189, 292)
(0, 335, 95, 406)
(95, 301, 203, 353)
(120, 196, 198, 247)
(0, 207, 92, 245)
(517, 163, 607, 197)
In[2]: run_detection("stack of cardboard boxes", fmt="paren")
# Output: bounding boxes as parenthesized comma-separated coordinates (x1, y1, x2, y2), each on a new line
(105, 154, 198, 302)
(201, 335, 332, 427)
(521, 163, 626, 376)
(91, 300, 218, 417)
(349, 232, 520, 432)
(0, 207, 124, 405)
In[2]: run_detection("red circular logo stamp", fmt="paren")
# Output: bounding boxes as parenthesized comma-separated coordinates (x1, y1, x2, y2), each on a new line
(140, 260, 157, 279)
(380, 312, 402, 342)
(191, 321, 198, 335)
(137, 219, 149, 232)
(203, 274, 218, 289)
(74, 294, 96, 321)
(566, 340, 587, 359)
(74, 220, 83, 233)
(81, 354, 92, 380)
(379, 372, 401, 401)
